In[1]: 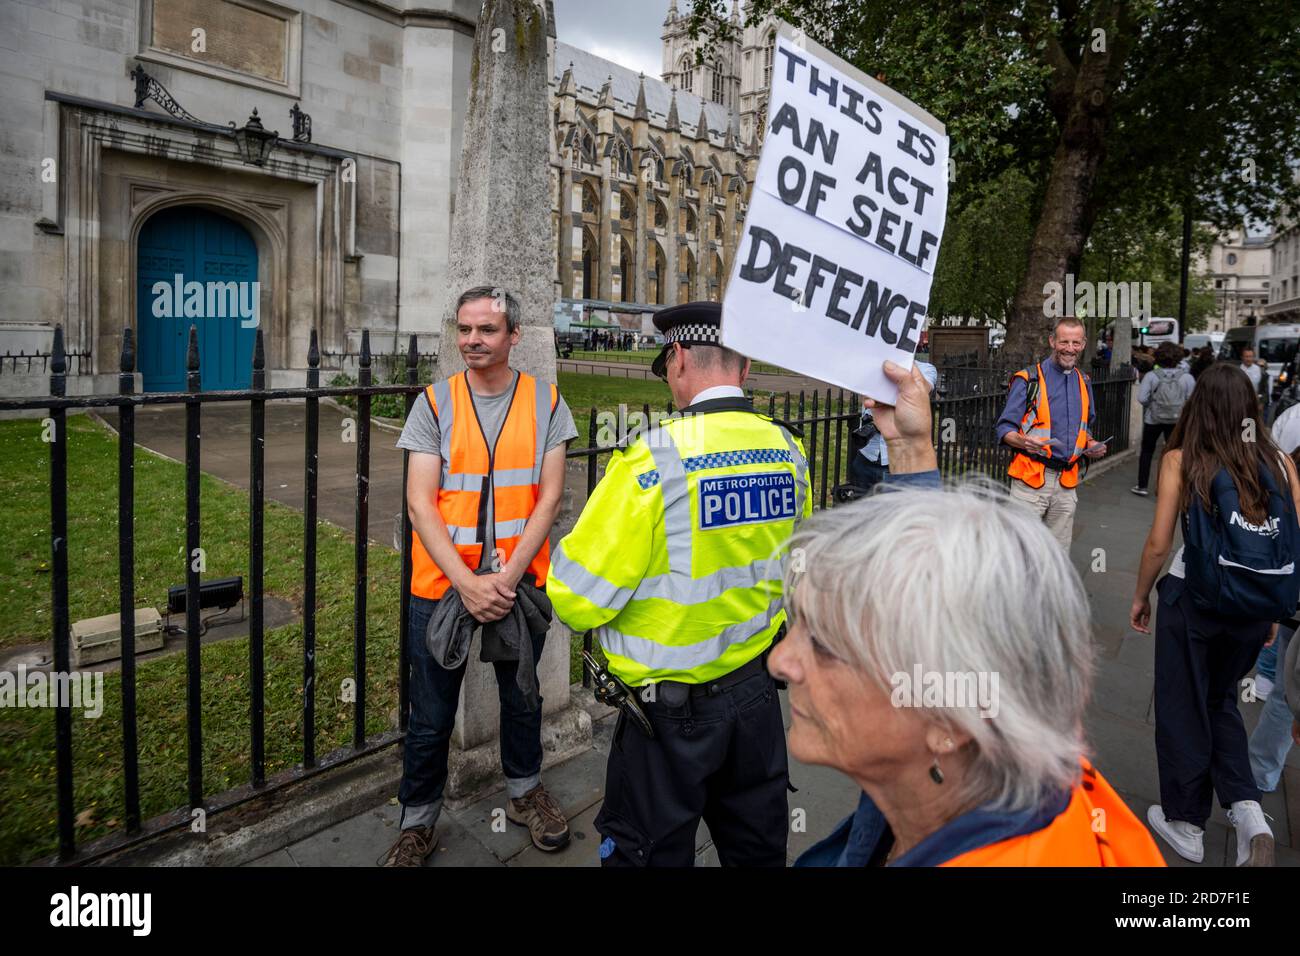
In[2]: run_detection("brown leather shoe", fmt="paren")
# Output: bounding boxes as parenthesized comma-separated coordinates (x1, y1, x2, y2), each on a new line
(507, 784, 571, 852)
(377, 825, 438, 867)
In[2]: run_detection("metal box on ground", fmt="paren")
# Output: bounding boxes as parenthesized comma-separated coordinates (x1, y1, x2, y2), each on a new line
(71, 608, 164, 667)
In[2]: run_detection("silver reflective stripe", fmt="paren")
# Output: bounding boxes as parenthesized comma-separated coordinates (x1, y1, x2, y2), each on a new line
(551, 542, 781, 610)
(442, 468, 534, 491)
(550, 540, 635, 608)
(647, 425, 692, 576)
(446, 524, 479, 545)
(778, 426, 808, 518)
(433, 380, 454, 464)
(494, 517, 529, 539)
(441, 472, 486, 492)
(599, 599, 780, 671)
(447, 520, 528, 544)
(492, 467, 536, 488)
(533, 377, 552, 481)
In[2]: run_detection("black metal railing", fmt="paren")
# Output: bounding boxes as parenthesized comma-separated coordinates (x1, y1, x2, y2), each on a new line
(1, 331, 1133, 860)
(0, 324, 427, 863)
(1, 349, 92, 375)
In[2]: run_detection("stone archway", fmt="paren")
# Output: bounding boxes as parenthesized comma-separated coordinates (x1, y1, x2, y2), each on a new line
(126, 190, 290, 375)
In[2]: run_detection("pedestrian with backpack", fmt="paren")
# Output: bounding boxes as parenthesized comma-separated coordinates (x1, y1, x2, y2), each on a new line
(1130, 362, 1300, 866)
(1132, 342, 1196, 496)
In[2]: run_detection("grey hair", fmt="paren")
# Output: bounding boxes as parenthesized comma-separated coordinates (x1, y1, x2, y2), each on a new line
(686, 343, 747, 375)
(456, 285, 520, 333)
(781, 480, 1094, 812)
(1051, 315, 1085, 336)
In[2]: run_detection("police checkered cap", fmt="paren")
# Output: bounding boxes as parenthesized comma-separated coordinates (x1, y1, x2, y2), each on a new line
(665, 322, 721, 346)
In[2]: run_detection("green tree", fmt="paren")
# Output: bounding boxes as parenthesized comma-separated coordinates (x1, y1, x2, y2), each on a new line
(687, 0, 1300, 362)
(929, 168, 1036, 328)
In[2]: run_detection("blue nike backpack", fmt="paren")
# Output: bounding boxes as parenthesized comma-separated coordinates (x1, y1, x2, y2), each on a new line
(1182, 460, 1300, 620)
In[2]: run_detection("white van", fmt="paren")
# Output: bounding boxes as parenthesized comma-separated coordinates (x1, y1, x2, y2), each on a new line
(1219, 324, 1300, 396)
(1101, 317, 1180, 349)
(1183, 332, 1224, 353)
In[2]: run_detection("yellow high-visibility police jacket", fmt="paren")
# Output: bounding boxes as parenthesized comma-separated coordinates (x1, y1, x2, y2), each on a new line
(548, 399, 812, 686)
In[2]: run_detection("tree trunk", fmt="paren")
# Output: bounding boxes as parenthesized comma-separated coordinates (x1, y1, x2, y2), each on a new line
(1003, 38, 1117, 368)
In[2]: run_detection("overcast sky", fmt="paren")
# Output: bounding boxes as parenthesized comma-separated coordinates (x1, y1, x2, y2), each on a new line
(551, 0, 674, 79)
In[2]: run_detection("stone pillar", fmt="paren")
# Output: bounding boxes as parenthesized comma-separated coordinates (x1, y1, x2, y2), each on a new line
(600, 162, 616, 300)
(434, 0, 591, 802)
(609, 186, 624, 303)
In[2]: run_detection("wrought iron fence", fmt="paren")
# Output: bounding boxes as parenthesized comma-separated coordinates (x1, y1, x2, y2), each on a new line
(0, 329, 1132, 862)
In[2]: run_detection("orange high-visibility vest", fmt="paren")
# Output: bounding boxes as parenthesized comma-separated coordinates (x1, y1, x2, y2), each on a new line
(941, 759, 1165, 867)
(1006, 363, 1090, 490)
(410, 371, 557, 600)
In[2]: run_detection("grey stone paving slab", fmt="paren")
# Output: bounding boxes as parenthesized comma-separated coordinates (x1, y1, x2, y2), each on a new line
(245, 848, 297, 867)
(508, 802, 602, 868)
(450, 744, 608, 863)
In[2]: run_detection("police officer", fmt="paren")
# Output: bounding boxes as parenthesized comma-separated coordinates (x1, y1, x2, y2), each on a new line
(548, 301, 812, 867)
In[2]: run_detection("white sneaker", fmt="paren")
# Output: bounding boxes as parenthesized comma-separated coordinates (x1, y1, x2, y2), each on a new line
(1255, 675, 1274, 700)
(1146, 805, 1204, 863)
(1227, 801, 1274, 867)
(1130, 486, 1149, 496)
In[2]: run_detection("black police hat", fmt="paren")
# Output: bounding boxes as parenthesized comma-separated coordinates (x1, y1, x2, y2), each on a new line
(650, 301, 724, 379)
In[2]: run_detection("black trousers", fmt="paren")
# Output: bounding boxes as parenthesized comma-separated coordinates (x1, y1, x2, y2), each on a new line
(1153, 574, 1269, 828)
(1137, 421, 1176, 490)
(594, 665, 789, 867)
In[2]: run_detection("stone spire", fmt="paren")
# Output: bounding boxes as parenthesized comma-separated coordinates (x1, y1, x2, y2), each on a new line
(665, 0, 678, 24)
(667, 87, 680, 131)
(634, 72, 648, 120)
(597, 73, 614, 110)
(695, 101, 710, 142)
(730, 0, 741, 22)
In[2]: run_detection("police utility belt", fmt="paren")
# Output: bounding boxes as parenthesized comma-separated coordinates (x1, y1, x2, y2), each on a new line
(650, 653, 770, 709)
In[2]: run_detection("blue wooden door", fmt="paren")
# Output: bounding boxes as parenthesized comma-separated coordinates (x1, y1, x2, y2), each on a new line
(137, 207, 258, 391)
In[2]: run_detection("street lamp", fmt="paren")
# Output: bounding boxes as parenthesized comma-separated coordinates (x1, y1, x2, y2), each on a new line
(230, 109, 279, 166)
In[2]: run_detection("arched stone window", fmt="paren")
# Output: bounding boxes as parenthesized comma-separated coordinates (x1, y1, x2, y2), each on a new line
(682, 204, 698, 236)
(711, 62, 724, 104)
(649, 242, 666, 305)
(619, 237, 634, 303)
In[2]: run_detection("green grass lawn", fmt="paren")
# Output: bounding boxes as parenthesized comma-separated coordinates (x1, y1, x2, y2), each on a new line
(0, 413, 600, 865)
(568, 349, 789, 376)
(0, 414, 407, 864)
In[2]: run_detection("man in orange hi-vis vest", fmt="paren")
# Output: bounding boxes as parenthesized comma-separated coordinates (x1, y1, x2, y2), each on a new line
(995, 316, 1109, 549)
(380, 287, 578, 867)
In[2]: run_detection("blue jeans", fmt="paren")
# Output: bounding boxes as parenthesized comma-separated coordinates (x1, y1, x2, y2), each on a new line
(398, 594, 546, 829)
(1256, 638, 1278, 682)
(1248, 627, 1294, 792)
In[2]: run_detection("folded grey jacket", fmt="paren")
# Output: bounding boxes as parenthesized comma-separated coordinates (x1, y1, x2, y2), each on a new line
(425, 576, 552, 711)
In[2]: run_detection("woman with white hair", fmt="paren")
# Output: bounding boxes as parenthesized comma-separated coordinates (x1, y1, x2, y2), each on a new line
(776, 362, 1163, 866)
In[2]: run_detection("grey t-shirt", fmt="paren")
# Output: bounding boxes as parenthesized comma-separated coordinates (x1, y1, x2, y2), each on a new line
(397, 372, 578, 567)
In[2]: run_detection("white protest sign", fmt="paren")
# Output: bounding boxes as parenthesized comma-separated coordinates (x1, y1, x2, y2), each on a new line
(721, 24, 949, 403)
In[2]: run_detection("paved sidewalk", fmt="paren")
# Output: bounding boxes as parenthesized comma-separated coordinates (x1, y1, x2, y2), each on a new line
(246, 454, 1299, 868)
